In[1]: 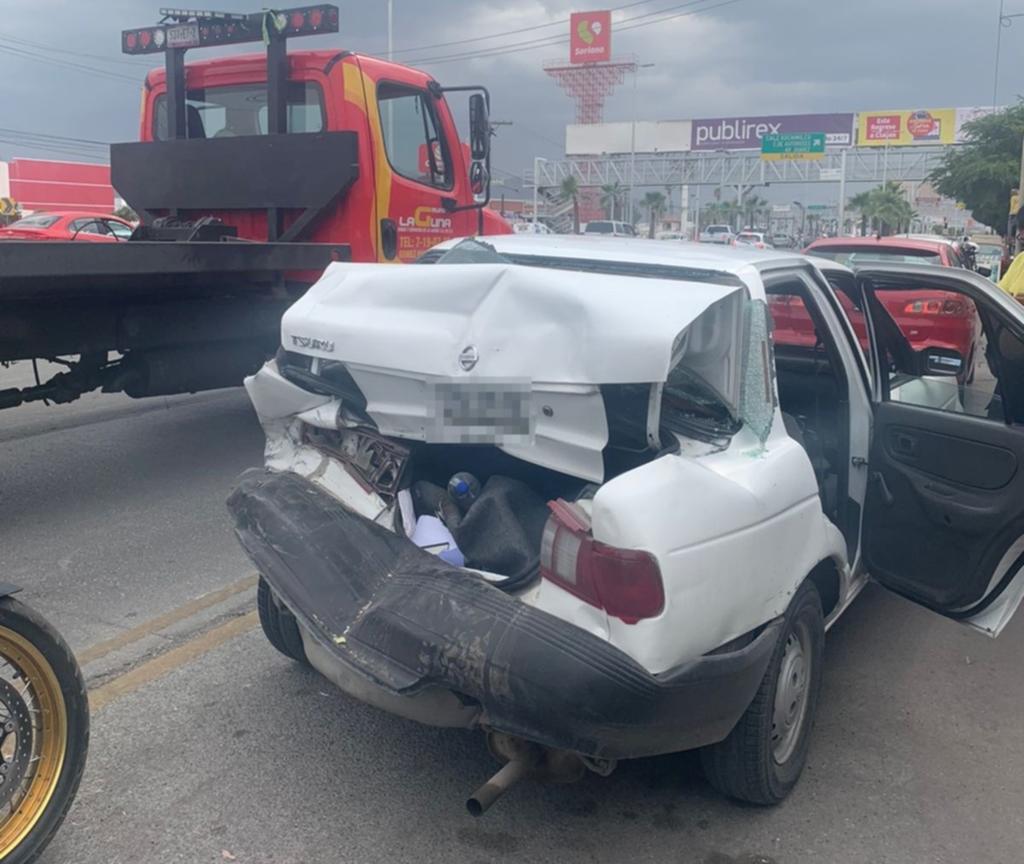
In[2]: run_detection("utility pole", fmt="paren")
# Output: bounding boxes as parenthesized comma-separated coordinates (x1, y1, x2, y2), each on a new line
(532, 156, 547, 226)
(836, 148, 848, 236)
(628, 63, 655, 225)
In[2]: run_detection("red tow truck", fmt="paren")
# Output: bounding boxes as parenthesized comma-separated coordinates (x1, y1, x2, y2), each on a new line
(0, 5, 510, 410)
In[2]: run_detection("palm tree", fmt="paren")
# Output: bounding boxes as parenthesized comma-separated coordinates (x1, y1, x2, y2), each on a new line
(865, 181, 914, 235)
(560, 176, 580, 234)
(599, 182, 624, 220)
(848, 191, 872, 236)
(742, 195, 769, 229)
(641, 191, 667, 238)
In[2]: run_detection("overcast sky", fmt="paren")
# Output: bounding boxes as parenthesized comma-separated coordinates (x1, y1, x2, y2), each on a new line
(1, 0, 1022, 194)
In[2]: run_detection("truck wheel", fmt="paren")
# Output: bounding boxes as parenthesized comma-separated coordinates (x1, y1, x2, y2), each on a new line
(257, 578, 308, 666)
(700, 581, 824, 805)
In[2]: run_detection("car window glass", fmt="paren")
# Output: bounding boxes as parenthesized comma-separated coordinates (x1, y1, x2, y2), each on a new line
(739, 299, 775, 442)
(868, 280, 1015, 422)
(153, 82, 323, 139)
(9, 214, 59, 228)
(811, 247, 943, 267)
(69, 219, 108, 235)
(105, 220, 132, 239)
(377, 84, 451, 189)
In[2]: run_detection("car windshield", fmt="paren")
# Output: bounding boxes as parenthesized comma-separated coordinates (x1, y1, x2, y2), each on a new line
(8, 214, 59, 228)
(585, 222, 613, 233)
(810, 246, 943, 266)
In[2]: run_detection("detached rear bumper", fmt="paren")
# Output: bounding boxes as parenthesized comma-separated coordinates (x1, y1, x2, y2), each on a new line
(227, 469, 781, 760)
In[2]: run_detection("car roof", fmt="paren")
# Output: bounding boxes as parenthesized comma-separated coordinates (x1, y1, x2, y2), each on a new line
(433, 233, 808, 276)
(805, 235, 949, 253)
(19, 210, 123, 220)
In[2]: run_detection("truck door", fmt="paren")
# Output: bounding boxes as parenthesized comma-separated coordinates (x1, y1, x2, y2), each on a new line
(859, 264, 1024, 636)
(371, 80, 474, 262)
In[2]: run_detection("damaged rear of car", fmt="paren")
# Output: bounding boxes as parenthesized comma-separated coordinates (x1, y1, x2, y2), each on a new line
(228, 239, 841, 811)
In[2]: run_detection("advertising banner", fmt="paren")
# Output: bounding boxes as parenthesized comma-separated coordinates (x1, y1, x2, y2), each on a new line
(691, 113, 854, 151)
(857, 109, 957, 146)
(569, 11, 611, 64)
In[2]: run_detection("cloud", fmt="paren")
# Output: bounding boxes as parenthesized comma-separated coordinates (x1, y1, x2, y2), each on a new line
(0, 0, 1020, 190)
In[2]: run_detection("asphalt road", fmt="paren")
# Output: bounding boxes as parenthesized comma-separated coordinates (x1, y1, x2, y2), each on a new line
(2, 383, 1023, 864)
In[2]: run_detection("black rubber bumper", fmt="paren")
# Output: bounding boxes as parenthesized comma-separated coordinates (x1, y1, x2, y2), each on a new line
(227, 469, 782, 760)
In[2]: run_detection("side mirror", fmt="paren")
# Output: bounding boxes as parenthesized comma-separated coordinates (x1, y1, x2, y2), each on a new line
(977, 265, 992, 278)
(918, 346, 964, 377)
(469, 162, 489, 203)
(468, 93, 489, 161)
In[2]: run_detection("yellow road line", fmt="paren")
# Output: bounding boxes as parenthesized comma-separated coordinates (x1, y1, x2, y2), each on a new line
(89, 611, 258, 712)
(78, 575, 258, 665)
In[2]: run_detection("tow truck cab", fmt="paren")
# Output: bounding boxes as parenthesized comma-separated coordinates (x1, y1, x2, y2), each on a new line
(123, 7, 510, 261)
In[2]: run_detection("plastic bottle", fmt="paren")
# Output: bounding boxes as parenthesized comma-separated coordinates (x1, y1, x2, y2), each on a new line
(447, 472, 481, 514)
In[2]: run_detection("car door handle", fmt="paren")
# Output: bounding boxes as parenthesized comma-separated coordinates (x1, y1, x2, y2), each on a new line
(891, 432, 918, 457)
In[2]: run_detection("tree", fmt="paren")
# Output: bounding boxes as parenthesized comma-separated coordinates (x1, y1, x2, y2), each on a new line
(866, 181, 915, 235)
(560, 176, 580, 234)
(741, 195, 769, 229)
(599, 182, 624, 220)
(931, 101, 1024, 235)
(641, 191, 666, 238)
(847, 191, 873, 236)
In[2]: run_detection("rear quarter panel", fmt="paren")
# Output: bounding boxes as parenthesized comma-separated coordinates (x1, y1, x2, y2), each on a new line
(534, 416, 846, 674)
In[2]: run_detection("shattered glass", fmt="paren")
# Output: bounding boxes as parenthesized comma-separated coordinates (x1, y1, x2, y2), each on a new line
(739, 299, 776, 443)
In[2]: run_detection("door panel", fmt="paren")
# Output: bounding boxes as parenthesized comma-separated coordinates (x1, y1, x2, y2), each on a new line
(866, 402, 1024, 610)
(860, 265, 1024, 629)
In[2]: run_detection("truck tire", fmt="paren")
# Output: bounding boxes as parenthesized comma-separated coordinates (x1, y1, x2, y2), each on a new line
(257, 577, 308, 666)
(0, 596, 89, 864)
(700, 581, 824, 805)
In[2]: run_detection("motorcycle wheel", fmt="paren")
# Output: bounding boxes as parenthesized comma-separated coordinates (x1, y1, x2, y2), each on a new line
(0, 597, 88, 864)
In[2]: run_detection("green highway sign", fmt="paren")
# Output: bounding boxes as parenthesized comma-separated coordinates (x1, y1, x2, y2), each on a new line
(761, 132, 826, 161)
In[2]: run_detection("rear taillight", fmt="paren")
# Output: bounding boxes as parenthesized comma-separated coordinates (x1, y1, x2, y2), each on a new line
(540, 500, 664, 624)
(903, 298, 968, 316)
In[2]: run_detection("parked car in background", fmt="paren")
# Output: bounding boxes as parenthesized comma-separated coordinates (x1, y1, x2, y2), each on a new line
(0, 211, 133, 242)
(699, 224, 736, 244)
(583, 220, 636, 237)
(801, 235, 983, 379)
(513, 221, 555, 235)
(655, 231, 687, 241)
(734, 231, 774, 249)
(231, 235, 1024, 816)
(771, 233, 797, 249)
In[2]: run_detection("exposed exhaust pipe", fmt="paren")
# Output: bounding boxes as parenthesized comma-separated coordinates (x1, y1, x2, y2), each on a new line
(466, 754, 537, 817)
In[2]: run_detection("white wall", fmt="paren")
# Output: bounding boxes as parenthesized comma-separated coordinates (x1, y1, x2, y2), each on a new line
(565, 120, 692, 156)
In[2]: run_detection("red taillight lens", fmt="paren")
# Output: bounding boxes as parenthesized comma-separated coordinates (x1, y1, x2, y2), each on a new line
(902, 297, 968, 316)
(540, 501, 664, 624)
(139, 29, 152, 48)
(291, 11, 306, 30)
(309, 8, 324, 27)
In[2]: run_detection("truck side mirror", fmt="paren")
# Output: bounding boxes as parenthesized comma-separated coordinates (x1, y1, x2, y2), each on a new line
(470, 162, 489, 203)
(469, 94, 489, 162)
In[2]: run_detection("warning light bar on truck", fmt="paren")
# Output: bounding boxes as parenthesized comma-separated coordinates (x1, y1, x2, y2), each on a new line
(121, 4, 338, 54)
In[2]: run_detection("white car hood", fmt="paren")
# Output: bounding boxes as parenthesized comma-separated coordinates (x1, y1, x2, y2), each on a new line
(278, 261, 746, 482)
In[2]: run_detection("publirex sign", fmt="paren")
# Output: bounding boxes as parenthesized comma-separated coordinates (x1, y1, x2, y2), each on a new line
(570, 11, 612, 64)
(691, 113, 853, 151)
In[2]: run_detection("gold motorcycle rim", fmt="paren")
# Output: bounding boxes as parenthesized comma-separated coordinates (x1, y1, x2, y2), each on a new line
(0, 625, 68, 857)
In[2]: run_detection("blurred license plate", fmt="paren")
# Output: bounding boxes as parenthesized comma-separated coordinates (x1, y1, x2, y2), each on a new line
(428, 380, 533, 444)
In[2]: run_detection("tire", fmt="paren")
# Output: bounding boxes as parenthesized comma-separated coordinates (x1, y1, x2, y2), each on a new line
(0, 597, 89, 864)
(257, 577, 308, 665)
(700, 581, 824, 805)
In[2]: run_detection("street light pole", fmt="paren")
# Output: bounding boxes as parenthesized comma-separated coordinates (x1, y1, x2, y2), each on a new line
(532, 156, 547, 226)
(628, 63, 655, 226)
(993, 3, 1024, 109)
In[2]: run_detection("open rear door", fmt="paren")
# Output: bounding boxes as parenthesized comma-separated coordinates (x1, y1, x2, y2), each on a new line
(859, 264, 1024, 636)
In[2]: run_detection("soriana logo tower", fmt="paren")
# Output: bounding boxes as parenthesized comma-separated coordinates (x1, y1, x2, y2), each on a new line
(570, 10, 612, 63)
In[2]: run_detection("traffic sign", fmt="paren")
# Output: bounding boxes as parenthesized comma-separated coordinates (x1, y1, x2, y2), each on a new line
(761, 132, 826, 161)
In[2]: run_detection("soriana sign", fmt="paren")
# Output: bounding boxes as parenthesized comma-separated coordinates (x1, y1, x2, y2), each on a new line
(570, 10, 611, 64)
(857, 109, 957, 146)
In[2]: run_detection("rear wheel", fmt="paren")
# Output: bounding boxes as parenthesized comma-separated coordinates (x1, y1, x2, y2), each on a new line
(257, 578, 308, 665)
(700, 581, 824, 805)
(0, 597, 89, 864)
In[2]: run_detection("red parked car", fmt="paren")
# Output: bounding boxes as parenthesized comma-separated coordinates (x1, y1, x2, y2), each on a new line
(0, 211, 134, 243)
(770, 236, 982, 380)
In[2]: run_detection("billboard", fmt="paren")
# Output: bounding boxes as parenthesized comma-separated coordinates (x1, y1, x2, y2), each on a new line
(8, 158, 113, 213)
(691, 113, 854, 151)
(857, 109, 957, 146)
(570, 10, 611, 64)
